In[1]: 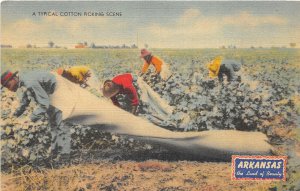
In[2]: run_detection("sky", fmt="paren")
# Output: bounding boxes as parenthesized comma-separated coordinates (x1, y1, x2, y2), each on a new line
(1, 1, 300, 48)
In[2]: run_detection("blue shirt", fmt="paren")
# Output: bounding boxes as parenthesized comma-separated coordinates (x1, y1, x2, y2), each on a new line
(15, 71, 57, 121)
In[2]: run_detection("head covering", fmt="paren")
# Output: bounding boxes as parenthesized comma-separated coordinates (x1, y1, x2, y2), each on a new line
(1, 70, 18, 89)
(207, 56, 222, 78)
(140, 49, 151, 58)
(102, 81, 119, 98)
(56, 68, 64, 75)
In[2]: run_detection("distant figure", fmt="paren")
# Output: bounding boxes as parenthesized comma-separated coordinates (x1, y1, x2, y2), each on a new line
(57, 66, 91, 88)
(1, 70, 70, 155)
(140, 49, 171, 80)
(102, 73, 139, 115)
(207, 56, 241, 83)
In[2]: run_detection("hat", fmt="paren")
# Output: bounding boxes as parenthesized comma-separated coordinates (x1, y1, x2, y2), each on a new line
(102, 80, 119, 98)
(140, 49, 151, 58)
(207, 56, 222, 78)
(1, 70, 18, 89)
(57, 68, 64, 75)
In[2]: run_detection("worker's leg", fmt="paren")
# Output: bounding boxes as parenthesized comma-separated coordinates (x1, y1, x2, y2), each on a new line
(48, 105, 71, 155)
(47, 106, 60, 153)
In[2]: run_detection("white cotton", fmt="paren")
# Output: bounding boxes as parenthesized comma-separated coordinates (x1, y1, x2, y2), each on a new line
(137, 77, 173, 118)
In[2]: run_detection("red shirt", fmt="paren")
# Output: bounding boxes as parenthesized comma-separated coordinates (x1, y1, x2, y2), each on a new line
(111, 73, 139, 106)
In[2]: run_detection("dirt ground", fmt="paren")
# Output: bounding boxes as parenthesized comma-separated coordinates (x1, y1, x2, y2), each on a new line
(1, 160, 276, 191)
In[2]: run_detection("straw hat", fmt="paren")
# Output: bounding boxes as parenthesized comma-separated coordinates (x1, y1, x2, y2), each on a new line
(140, 49, 151, 58)
(102, 81, 120, 98)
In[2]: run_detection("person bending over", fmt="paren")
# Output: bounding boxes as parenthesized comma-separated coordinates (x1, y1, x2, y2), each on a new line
(102, 73, 139, 115)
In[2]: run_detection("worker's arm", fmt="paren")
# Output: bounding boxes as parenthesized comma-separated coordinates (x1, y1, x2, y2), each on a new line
(218, 71, 224, 82)
(82, 71, 92, 88)
(227, 64, 236, 82)
(127, 85, 139, 115)
(141, 62, 150, 74)
(111, 96, 121, 107)
(14, 90, 31, 117)
(82, 70, 91, 81)
(131, 105, 138, 115)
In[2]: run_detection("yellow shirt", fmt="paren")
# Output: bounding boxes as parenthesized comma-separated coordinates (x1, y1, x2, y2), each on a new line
(207, 56, 222, 78)
(67, 66, 90, 82)
(142, 56, 163, 74)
